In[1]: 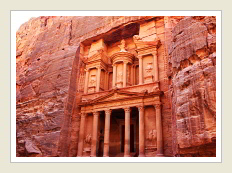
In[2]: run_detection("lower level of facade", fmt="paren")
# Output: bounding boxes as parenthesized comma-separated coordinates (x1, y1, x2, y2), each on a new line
(77, 83, 164, 157)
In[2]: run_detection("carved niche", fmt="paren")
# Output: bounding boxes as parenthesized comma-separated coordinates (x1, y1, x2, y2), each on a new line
(116, 64, 123, 88)
(83, 134, 92, 156)
(144, 62, 154, 84)
(146, 129, 157, 150)
(88, 74, 96, 93)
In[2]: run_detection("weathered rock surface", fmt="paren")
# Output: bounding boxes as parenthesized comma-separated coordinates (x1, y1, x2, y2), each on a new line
(168, 16, 216, 156)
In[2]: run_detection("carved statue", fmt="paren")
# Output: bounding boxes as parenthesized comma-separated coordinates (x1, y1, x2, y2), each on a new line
(147, 129, 157, 141)
(118, 39, 127, 52)
(133, 35, 142, 42)
(117, 71, 123, 82)
(89, 75, 96, 86)
(84, 134, 92, 144)
(145, 62, 153, 76)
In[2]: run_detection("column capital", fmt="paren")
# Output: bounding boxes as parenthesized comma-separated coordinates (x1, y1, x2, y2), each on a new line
(137, 105, 144, 112)
(124, 107, 131, 113)
(151, 51, 158, 57)
(96, 66, 102, 70)
(105, 109, 112, 115)
(138, 55, 143, 59)
(93, 111, 100, 117)
(85, 68, 90, 72)
(80, 112, 87, 118)
(154, 103, 162, 109)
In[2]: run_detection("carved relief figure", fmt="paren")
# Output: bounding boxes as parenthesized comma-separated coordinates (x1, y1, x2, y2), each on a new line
(145, 62, 153, 76)
(117, 71, 123, 82)
(147, 129, 157, 141)
(90, 75, 96, 86)
(85, 134, 92, 145)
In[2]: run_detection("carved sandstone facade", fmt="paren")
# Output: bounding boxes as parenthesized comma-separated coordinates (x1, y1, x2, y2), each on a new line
(16, 16, 216, 157)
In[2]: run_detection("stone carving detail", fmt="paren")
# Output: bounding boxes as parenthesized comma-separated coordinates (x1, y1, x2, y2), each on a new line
(118, 39, 127, 52)
(124, 107, 131, 113)
(145, 62, 153, 76)
(105, 109, 112, 115)
(81, 113, 87, 118)
(147, 129, 157, 141)
(133, 35, 142, 42)
(137, 105, 144, 111)
(155, 104, 161, 109)
(144, 62, 154, 84)
(146, 129, 157, 148)
(117, 72, 123, 82)
(85, 134, 92, 144)
(89, 75, 96, 86)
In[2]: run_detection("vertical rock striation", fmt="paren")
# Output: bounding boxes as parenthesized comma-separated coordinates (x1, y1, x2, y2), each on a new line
(168, 16, 216, 156)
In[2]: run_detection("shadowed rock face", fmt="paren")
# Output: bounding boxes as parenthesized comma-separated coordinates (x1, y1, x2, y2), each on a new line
(16, 16, 216, 157)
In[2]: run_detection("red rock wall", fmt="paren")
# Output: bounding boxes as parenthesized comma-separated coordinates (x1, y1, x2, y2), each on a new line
(167, 16, 216, 156)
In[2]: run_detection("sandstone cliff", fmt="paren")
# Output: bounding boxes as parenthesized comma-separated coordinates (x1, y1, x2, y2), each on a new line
(167, 16, 216, 156)
(16, 16, 216, 157)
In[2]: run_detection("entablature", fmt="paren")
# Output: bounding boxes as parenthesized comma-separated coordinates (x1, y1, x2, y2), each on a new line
(79, 89, 162, 113)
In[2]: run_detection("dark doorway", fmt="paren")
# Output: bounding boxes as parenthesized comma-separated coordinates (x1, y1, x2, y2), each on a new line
(98, 139, 104, 157)
(121, 124, 135, 153)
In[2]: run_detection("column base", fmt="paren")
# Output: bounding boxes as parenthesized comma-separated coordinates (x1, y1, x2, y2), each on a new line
(156, 154, 164, 157)
(124, 154, 131, 157)
(90, 155, 96, 157)
(103, 155, 109, 157)
(138, 154, 145, 157)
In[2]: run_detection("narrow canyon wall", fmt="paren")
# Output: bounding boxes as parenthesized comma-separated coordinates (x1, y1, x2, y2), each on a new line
(167, 16, 216, 156)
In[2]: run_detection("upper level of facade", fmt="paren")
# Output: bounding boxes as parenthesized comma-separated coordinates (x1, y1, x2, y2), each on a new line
(78, 18, 162, 100)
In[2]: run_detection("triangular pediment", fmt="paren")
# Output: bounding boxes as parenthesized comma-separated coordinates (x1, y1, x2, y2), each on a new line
(90, 89, 144, 103)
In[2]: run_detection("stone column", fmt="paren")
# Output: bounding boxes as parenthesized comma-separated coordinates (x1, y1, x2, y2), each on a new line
(124, 107, 131, 157)
(138, 106, 145, 157)
(123, 61, 128, 88)
(84, 69, 89, 94)
(131, 65, 134, 85)
(90, 111, 100, 157)
(154, 103, 163, 156)
(77, 113, 86, 157)
(96, 67, 101, 92)
(138, 56, 143, 85)
(103, 109, 112, 157)
(152, 50, 159, 82)
(112, 64, 116, 88)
